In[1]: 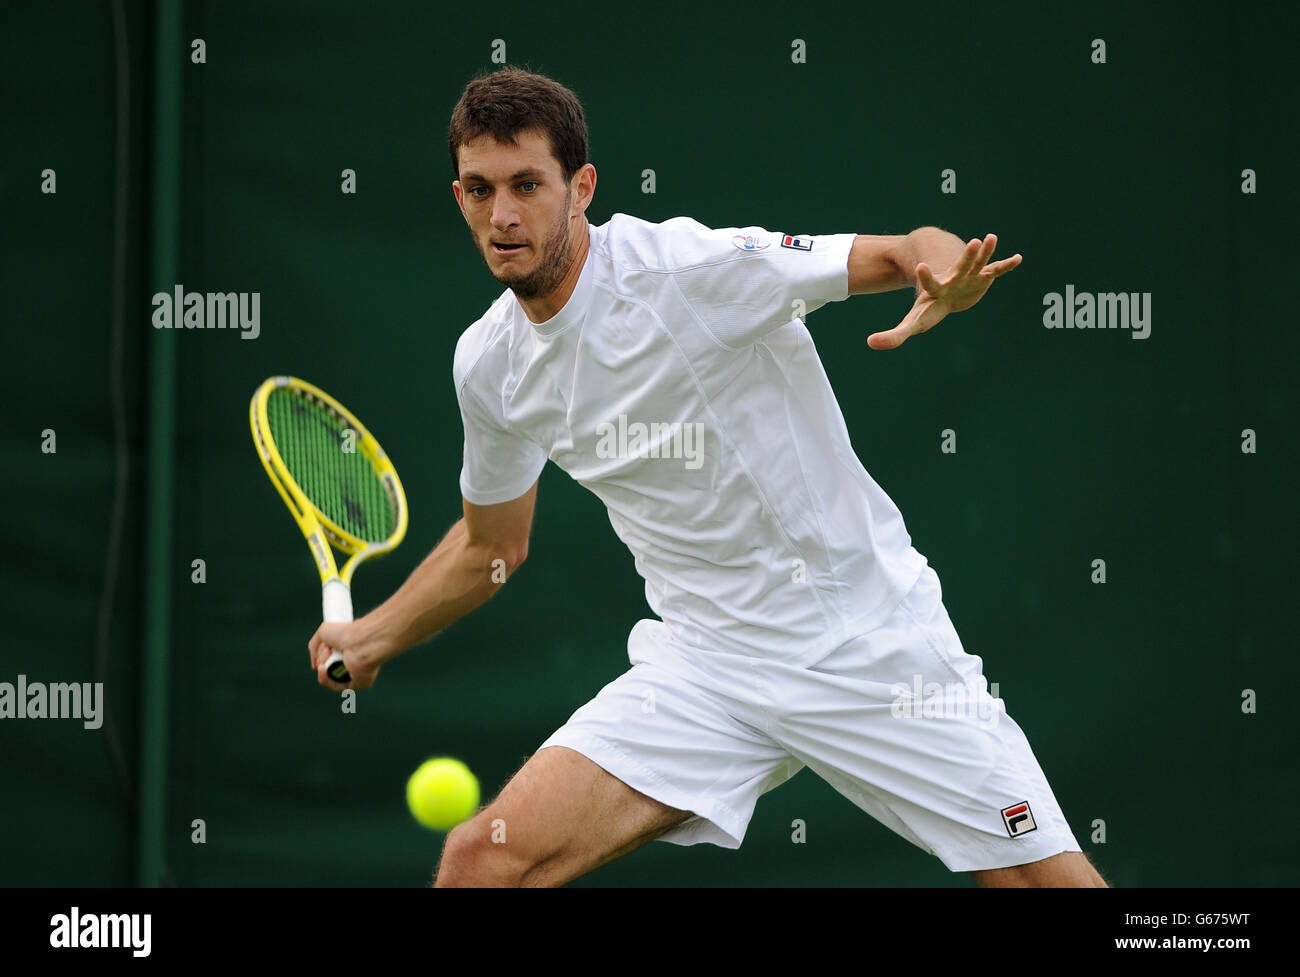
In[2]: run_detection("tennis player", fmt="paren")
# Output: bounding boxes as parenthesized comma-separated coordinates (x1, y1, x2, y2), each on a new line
(309, 67, 1107, 888)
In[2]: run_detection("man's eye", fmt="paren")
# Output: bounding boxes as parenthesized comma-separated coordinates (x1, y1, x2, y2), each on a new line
(469, 182, 536, 198)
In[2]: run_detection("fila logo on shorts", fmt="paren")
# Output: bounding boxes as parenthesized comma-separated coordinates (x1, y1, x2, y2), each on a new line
(780, 234, 814, 251)
(1001, 801, 1037, 838)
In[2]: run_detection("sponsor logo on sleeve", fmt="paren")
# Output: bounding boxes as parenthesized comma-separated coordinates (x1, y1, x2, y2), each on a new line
(780, 234, 814, 251)
(731, 232, 770, 252)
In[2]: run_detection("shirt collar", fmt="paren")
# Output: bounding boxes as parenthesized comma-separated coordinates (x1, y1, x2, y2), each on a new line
(516, 227, 594, 339)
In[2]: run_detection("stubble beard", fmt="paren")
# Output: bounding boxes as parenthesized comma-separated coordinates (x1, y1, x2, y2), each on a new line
(479, 186, 576, 301)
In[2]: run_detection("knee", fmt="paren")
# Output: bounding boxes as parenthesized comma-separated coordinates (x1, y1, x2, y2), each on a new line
(432, 814, 531, 888)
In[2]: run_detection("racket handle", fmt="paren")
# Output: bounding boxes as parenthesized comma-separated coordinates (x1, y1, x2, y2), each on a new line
(321, 578, 354, 683)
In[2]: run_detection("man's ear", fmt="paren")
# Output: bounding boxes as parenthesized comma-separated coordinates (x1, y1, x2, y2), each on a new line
(574, 163, 596, 212)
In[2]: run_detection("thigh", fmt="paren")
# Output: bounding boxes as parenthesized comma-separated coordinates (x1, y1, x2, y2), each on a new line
(443, 652, 798, 886)
(535, 649, 803, 853)
(452, 743, 695, 887)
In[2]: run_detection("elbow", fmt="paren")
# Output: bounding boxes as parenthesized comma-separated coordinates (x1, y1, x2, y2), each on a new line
(464, 536, 527, 583)
(506, 539, 528, 575)
(491, 539, 529, 578)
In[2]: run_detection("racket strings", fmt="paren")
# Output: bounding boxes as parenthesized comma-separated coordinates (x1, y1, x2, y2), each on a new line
(266, 387, 395, 543)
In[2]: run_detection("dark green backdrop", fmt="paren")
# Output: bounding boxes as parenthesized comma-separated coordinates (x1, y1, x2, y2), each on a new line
(3, 0, 1296, 887)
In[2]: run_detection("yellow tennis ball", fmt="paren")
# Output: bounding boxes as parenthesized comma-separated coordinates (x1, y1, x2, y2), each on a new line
(406, 757, 480, 832)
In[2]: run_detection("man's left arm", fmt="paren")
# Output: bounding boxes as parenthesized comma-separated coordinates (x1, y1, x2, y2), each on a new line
(847, 227, 1023, 350)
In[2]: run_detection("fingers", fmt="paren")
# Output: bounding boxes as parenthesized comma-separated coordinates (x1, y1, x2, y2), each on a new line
(952, 234, 1003, 279)
(966, 235, 1026, 280)
(870, 290, 934, 348)
(307, 628, 323, 669)
(876, 236, 1015, 350)
(916, 263, 942, 294)
(317, 652, 349, 692)
(309, 622, 355, 690)
(307, 626, 340, 671)
(966, 234, 997, 277)
(312, 622, 349, 667)
(953, 235, 1024, 289)
(315, 650, 376, 692)
(923, 235, 1001, 296)
(985, 253, 1023, 277)
(953, 236, 984, 277)
(867, 324, 909, 350)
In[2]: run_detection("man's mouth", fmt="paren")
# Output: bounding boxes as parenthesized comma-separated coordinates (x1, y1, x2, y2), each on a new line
(492, 242, 527, 254)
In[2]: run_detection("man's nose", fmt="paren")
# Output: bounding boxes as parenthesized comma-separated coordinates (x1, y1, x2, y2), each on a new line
(490, 200, 518, 229)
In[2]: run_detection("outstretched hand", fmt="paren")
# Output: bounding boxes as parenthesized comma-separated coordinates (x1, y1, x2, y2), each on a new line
(867, 234, 1022, 350)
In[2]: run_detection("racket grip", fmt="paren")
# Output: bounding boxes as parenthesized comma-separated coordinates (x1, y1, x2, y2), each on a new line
(321, 578, 354, 683)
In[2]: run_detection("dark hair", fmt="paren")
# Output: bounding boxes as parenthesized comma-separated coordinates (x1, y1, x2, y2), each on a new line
(448, 66, 589, 184)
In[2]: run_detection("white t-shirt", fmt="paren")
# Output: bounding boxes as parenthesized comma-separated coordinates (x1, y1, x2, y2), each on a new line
(454, 213, 928, 666)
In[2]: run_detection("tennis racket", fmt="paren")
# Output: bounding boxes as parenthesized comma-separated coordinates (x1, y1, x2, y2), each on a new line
(249, 376, 408, 683)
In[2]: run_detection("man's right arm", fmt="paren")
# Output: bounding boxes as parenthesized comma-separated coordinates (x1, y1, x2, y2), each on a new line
(309, 479, 538, 687)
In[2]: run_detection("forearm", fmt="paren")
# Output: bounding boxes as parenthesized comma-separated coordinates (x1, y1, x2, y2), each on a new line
(895, 227, 968, 293)
(359, 518, 516, 662)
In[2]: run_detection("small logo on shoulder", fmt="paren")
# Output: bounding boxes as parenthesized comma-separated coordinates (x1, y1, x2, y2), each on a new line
(780, 234, 814, 251)
(1001, 801, 1037, 837)
(731, 233, 769, 252)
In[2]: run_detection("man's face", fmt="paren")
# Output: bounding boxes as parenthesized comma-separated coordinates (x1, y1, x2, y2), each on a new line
(453, 129, 578, 300)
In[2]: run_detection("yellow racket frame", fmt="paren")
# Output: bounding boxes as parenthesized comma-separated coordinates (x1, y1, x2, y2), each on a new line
(249, 376, 408, 677)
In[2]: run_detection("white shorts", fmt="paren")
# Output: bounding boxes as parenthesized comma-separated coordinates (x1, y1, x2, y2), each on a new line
(537, 565, 1082, 873)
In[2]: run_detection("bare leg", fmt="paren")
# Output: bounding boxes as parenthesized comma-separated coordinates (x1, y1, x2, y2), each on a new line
(972, 851, 1109, 888)
(433, 745, 693, 887)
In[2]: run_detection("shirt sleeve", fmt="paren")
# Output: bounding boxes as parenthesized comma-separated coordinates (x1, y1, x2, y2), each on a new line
(453, 340, 547, 506)
(665, 218, 856, 350)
